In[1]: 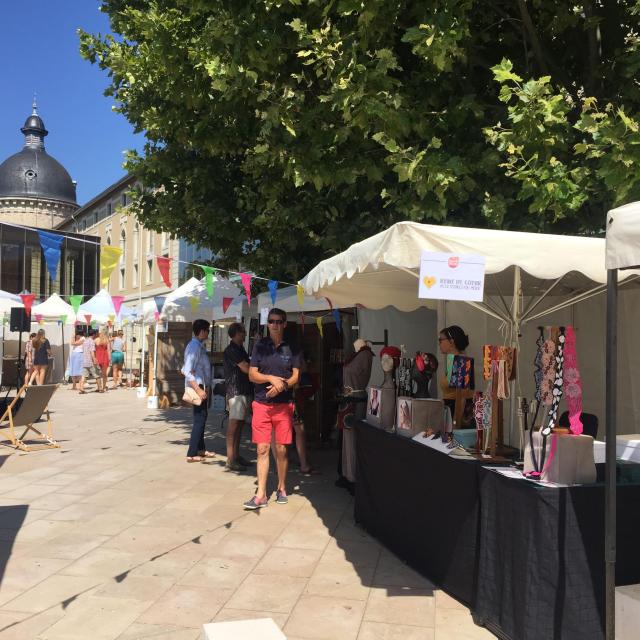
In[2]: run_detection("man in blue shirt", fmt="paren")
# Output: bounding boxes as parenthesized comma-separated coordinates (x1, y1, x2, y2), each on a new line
(182, 319, 214, 463)
(244, 308, 301, 509)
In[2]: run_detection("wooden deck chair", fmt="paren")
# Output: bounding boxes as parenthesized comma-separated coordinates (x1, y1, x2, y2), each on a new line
(0, 383, 59, 451)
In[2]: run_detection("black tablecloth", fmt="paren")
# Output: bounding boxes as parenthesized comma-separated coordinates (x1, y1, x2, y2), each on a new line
(354, 421, 482, 606)
(474, 467, 640, 640)
(354, 421, 640, 640)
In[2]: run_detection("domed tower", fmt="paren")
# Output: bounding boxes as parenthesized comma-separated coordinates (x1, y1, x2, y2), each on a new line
(0, 101, 79, 229)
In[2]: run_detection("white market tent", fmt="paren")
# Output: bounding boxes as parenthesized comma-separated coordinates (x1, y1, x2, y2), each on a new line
(159, 276, 243, 322)
(77, 289, 117, 324)
(32, 293, 75, 323)
(256, 285, 330, 314)
(0, 290, 23, 316)
(301, 221, 640, 443)
(604, 200, 640, 640)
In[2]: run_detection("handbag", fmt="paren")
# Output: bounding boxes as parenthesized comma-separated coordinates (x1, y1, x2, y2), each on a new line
(182, 387, 202, 406)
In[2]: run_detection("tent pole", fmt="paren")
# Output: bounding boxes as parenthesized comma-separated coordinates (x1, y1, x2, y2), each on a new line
(605, 268, 617, 640)
(508, 266, 521, 449)
(61, 322, 65, 384)
(140, 318, 146, 395)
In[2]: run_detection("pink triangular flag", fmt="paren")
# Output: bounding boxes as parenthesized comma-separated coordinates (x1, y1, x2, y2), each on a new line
(240, 273, 252, 305)
(154, 310, 160, 321)
(35, 313, 43, 323)
(111, 295, 125, 317)
(84, 314, 92, 325)
(222, 297, 233, 314)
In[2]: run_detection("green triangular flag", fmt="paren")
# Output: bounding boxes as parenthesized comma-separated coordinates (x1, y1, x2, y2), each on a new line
(60, 314, 68, 325)
(69, 294, 83, 314)
(200, 265, 216, 298)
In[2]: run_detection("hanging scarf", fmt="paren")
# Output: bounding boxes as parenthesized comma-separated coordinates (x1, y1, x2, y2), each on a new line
(543, 327, 566, 437)
(540, 329, 558, 406)
(563, 326, 583, 435)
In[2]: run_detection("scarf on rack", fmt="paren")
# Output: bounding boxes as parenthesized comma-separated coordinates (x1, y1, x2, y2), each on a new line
(563, 326, 583, 435)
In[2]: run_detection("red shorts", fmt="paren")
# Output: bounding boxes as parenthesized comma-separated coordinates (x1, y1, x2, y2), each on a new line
(252, 401, 294, 445)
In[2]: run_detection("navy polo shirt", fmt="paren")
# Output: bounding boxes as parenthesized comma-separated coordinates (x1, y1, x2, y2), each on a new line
(251, 337, 302, 404)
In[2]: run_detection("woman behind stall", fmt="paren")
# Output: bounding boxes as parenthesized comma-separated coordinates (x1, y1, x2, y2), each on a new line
(438, 325, 474, 427)
(23, 332, 36, 385)
(32, 329, 52, 385)
(69, 331, 85, 390)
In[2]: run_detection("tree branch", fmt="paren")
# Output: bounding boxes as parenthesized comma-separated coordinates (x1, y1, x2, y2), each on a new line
(515, 0, 549, 75)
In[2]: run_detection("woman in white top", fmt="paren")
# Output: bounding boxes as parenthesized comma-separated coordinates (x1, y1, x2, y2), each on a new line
(69, 331, 85, 390)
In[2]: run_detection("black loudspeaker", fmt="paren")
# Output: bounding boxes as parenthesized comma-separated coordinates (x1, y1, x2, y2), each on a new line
(10, 307, 31, 332)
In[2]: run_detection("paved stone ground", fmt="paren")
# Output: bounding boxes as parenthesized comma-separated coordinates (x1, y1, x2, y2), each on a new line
(0, 385, 494, 640)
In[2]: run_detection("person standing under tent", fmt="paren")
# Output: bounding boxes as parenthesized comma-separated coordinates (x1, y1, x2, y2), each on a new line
(110, 330, 126, 389)
(23, 332, 36, 385)
(94, 328, 111, 393)
(182, 318, 215, 463)
(69, 331, 85, 390)
(32, 329, 52, 385)
(244, 308, 301, 510)
(223, 322, 252, 471)
(79, 329, 101, 394)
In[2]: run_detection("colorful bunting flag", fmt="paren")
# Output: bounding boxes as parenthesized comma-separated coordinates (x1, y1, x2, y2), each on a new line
(111, 295, 125, 318)
(316, 316, 323, 338)
(200, 265, 216, 297)
(69, 295, 83, 314)
(296, 285, 305, 308)
(35, 313, 43, 324)
(268, 280, 278, 306)
(222, 297, 234, 314)
(189, 296, 199, 313)
(154, 310, 160, 321)
(332, 309, 341, 333)
(60, 314, 68, 325)
(100, 246, 123, 287)
(108, 314, 116, 325)
(38, 230, 64, 282)
(154, 296, 167, 314)
(240, 273, 252, 305)
(84, 314, 92, 326)
(156, 256, 172, 288)
(19, 293, 35, 317)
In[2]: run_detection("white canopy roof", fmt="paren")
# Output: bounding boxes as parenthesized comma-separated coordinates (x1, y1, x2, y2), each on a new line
(256, 285, 330, 314)
(77, 289, 117, 324)
(32, 293, 75, 323)
(301, 221, 637, 316)
(136, 276, 244, 323)
(0, 290, 23, 316)
(605, 201, 640, 270)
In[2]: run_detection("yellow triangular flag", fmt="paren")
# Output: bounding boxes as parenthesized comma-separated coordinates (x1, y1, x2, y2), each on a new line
(296, 284, 305, 308)
(189, 296, 199, 313)
(316, 316, 323, 338)
(100, 246, 123, 287)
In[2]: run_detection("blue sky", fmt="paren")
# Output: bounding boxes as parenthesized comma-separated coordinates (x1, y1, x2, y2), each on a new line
(0, 1, 141, 205)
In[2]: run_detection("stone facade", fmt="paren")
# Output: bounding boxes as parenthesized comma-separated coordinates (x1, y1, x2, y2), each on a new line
(0, 197, 77, 229)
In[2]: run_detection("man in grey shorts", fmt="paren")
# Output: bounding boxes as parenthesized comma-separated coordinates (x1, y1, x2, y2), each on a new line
(223, 322, 252, 471)
(79, 329, 102, 393)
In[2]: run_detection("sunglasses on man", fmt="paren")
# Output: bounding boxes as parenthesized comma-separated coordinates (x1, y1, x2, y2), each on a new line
(268, 319, 284, 325)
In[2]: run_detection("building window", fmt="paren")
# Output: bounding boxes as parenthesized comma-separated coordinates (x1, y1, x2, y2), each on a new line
(146, 258, 153, 283)
(121, 193, 128, 208)
(120, 228, 126, 264)
(133, 222, 139, 259)
(107, 202, 112, 216)
(133, 262, 139, 287)
(106, 234, 112, 246)
(161, 231, 169, 253)
(119, 267, 125, 290)
(147, 230, 154, 254)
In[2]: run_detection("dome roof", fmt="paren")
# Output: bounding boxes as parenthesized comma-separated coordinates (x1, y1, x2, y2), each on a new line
(0, 103, 77, 205)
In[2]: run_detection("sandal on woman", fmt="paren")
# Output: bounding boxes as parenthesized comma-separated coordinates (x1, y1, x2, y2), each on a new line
(300, 467, 321, 476)
(186, 456, 204, 463)
(198, 451, 215, 458)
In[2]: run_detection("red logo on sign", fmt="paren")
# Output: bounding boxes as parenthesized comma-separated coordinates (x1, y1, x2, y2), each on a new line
(448, 256, 459, 268)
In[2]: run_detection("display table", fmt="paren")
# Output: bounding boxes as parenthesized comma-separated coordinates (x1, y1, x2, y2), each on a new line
(474, 467, 640, 640)
(354, 420, 483, 606)
(354, 421, 640, 639)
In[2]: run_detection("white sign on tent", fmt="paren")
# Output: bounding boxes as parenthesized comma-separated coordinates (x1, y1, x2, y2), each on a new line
(418, 251, 486, 302)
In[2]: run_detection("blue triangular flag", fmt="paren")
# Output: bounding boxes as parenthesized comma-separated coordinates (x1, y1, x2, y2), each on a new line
(332, 308, 341, 333)
(38, 230, 64, 282)
(268, 280, 278, 306)
(154, 295, 167, 313)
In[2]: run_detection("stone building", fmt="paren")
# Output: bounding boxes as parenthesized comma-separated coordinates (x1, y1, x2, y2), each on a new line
(0, 102, 78, 229)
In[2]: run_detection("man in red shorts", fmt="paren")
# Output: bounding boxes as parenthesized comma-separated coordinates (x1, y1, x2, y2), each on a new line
(244, 308, 301, 509)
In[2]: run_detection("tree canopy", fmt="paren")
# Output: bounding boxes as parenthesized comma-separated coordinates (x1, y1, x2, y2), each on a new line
(80, 0, 640, 281)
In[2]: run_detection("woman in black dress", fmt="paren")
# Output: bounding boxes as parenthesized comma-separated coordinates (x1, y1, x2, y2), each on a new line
(32, 329, 52, 385)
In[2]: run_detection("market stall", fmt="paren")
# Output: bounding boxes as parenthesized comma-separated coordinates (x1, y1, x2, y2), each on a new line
(300, 220, 640, 640)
